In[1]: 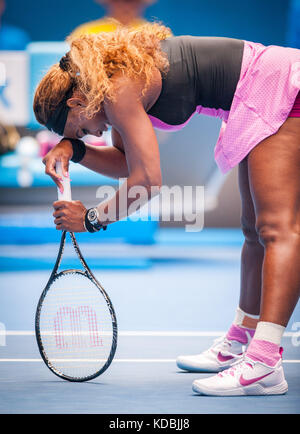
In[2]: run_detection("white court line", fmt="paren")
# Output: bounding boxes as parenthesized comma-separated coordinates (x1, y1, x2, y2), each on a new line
(1, 332, 299, 363)
(1, 331, 224, 337)
(0, 330, 297, 337)
(0, 358, 299, 363)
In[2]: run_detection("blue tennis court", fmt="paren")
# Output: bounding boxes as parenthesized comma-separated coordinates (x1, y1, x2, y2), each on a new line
(1, 228, 299, 414)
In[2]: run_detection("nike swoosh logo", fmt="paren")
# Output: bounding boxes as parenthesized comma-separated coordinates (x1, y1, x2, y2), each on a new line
(217, 352, 235, 363)
(239, 371, 273, 387)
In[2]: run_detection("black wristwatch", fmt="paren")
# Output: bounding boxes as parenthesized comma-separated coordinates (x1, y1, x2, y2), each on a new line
(84, 208, 107, 233)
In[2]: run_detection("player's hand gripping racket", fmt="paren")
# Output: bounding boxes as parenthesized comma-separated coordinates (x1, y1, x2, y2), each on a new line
(35, 162, 117, 382)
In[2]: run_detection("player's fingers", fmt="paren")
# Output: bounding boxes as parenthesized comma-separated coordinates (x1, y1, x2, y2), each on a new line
(53, 201, 67, 210)
(45, 160, 61, 180)
(53, 210, 65, 217)
(54, 217, 65, 225)
(55, 216, 66, 227)
(45, 159, 63, 187)
(53, 210, 64, 218)
(61, 157, 70, 178)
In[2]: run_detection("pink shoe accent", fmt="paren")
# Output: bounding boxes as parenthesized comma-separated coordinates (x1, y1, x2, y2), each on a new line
(239, 371, 273, 387)
(226, 324, 255, 344)
(246, 339, 282, 367)
(217, 352, 235, 363)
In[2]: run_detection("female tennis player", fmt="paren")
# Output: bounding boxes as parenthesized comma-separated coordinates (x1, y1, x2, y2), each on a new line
(33, 24, 300, 396)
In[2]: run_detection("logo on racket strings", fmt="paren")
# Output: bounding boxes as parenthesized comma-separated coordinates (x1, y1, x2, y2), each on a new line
(53, 306, 103, 349)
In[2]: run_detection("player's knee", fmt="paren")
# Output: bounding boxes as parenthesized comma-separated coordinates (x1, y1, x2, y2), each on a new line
(256, 216, 300, 247)
(241, 217, 259, 243)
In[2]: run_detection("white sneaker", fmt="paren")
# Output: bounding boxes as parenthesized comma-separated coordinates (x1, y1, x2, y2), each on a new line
(176, 334, 251, 373)
(192, 356, 288, 396)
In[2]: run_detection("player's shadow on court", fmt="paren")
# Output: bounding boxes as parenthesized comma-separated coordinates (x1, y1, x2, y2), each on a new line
(38, 380, 109, 385)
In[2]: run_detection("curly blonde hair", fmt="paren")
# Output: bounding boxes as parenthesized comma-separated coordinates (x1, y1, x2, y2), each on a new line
(34, 23, 171, 126)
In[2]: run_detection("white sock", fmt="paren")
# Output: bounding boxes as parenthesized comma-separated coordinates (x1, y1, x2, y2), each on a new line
(253, 321, 285, 346)
(233, 307, 259, 327)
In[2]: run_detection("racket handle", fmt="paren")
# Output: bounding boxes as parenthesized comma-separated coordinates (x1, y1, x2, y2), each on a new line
(56, 161, 72, 201)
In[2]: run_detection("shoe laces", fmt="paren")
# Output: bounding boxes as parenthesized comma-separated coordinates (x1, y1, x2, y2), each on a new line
(207, 335, 233, 355)
(217, 356, 254, 378)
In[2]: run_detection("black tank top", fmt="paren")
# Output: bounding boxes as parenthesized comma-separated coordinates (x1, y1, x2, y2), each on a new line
(147, 36, 244, 126)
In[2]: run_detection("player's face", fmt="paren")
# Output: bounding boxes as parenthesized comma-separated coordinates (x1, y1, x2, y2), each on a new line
(63, 97, 109, 140)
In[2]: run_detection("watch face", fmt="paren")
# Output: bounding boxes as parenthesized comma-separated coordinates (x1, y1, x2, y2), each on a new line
(88, 209, 97, 222)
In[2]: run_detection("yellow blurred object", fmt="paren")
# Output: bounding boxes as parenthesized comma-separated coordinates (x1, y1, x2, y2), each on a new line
(71, 17, 148, 38)
(97, 0, 156, 4)
(0, 124, 20, 156)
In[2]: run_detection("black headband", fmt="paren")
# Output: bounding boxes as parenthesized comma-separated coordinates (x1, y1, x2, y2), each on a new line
(45, 54, 73, 136)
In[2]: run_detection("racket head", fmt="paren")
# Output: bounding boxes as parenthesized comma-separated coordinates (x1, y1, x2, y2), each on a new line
(35, 269, 117, 382)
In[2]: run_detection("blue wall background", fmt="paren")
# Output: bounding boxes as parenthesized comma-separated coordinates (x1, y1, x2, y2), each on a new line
(287, 0, 300, 47)
(3, 0, 292, 46)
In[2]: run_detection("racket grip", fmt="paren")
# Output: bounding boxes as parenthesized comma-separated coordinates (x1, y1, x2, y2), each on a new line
(56, 161, 72, 201)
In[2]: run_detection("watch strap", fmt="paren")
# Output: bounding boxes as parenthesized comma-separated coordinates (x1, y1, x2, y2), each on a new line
(84, 209, 107, 233)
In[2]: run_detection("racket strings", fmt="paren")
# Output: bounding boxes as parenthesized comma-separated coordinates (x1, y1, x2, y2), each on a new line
(38, 272, 115, 379)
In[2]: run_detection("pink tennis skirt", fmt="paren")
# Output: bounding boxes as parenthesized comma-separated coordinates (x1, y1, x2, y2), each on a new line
(214, 41, 300, 173)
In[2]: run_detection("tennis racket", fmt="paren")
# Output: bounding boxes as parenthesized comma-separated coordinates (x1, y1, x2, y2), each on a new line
(35, 162, 117, 382)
